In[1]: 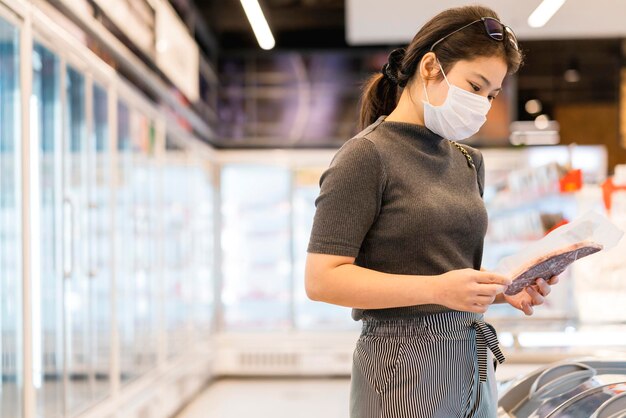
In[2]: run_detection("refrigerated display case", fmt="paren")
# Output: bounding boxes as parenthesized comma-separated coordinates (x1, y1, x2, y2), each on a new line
(481, 146, 609, 321)
(116, 100, 134, 381)
(0, 13, 22, 418)
(0, 0, 219, 416)
(59, 62, 118, 414)
(90, 81, 111, 399)
(187, 160, 215, 340)
(32, 41, 65, 418)
(498, 359, 626, 418)
(116, 101, 160, 382)
(161, 151, 192, 358)
(221, 164, 293, 331)
(214, 151, 360, 377)
(571, 173, 626, 325)
(218, 152, 359, 333)
(64, 64, 95, 416)
(161, 144, 216, 358)
(31, 36, 117, 418)
(130, 110, 159, 377)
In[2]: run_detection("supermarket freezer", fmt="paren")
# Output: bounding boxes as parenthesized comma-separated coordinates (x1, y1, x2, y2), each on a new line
(498, 359, 626, 417)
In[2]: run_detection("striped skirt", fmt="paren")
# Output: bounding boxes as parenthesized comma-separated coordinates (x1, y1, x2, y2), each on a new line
(349, 311, 504, 418)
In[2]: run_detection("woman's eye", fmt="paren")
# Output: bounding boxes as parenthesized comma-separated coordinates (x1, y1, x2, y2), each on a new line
(488, 95, 496, 101)
(469, 82, 480, 92)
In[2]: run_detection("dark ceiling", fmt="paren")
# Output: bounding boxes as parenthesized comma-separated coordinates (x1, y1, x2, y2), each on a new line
(185, 0, 622, 149)
(193, 0, 346, 50)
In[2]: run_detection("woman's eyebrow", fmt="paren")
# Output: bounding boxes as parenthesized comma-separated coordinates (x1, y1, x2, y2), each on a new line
(471, 72, 502, 91)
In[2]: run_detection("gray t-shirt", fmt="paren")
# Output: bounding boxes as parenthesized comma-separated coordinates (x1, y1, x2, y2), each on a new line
(307, 115, 488, 321)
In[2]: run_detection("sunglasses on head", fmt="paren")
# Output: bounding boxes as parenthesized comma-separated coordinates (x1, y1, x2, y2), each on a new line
(429, 17, 519, 52)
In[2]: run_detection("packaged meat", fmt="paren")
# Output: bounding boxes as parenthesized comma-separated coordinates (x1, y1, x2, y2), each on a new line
(504, 241, 603, 295)
(494, 211, 624, 295)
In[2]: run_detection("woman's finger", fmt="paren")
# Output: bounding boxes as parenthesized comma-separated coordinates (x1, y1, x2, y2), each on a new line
(547, 275, 560, 285)
(535, 278, 551, 297)
(520, 301, 534, 316)
(476, 294, 496, 305)
(526, 286, 545, 306)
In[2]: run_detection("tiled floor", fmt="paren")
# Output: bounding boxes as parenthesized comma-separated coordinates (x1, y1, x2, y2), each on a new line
(175, 377, 351, 418)
(174, 364, 543, 418)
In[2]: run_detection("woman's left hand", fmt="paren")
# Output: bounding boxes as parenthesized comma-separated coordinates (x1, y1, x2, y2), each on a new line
(503, 276, 560, 315)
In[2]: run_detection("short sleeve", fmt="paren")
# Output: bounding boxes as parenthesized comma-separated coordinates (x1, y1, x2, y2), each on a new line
(307, 137, 386, 257)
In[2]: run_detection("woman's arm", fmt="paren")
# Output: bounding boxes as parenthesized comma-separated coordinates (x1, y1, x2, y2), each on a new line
(306, 253, 511, 314)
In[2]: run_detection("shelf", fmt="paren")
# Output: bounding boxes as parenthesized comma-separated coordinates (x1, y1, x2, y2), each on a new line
(487, 191, 574, 215)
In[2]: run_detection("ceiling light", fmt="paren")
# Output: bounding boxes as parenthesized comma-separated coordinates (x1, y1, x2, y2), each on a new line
(240, 0, 275, 50)
(564, 58, 581, 82)
(528, 0, 566, 28)
(534, 114, 550, 130)
(564, 69, 581, 83)
(525, 99, 542, 114)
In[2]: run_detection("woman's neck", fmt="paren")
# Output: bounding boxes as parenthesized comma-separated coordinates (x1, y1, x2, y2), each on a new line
(384, 84, 426, 126)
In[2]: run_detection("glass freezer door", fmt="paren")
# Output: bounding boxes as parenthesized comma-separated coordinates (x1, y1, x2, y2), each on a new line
(64, 65, 96, 416)
(128, 112, 158, 375)
(32, 42, 64, 418)
(0, 15, 22, 418)
(221, 165, 292, 331)
(191, 162, 215, 338)
(89, 82, 111, 403)
(63, 65, 116, 414)
(32, 43, 113, 418)
(162, 153, 196, 358)
(116, 102, 158, 380)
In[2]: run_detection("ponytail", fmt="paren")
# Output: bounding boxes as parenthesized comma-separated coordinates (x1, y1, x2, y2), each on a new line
(359, 48, 407, 130)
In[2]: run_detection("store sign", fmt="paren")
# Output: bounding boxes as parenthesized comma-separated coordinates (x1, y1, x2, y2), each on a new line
(509, 121, 560, 146)
(155, 0, 199, 102)
(93, 0, 156, 56)
(347, 0, 626, 44)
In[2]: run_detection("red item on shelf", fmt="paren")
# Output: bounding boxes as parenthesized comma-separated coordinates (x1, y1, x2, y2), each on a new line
(602, 177, 626, 213)
(545, 219, 569, 235)
(559, 169, 582, 193)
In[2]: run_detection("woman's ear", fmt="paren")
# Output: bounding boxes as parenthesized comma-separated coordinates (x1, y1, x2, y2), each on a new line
(419, 52, 441, 83)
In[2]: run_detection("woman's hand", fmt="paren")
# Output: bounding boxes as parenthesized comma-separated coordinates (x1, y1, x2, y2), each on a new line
(502, 276, 560, 315)
(436, 268, 512, 314)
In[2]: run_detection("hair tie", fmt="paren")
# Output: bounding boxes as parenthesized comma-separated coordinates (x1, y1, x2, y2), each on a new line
(381, 48, 407, 87)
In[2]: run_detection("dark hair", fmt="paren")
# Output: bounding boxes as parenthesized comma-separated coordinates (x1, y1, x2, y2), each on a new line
(358, 5, 524, 130)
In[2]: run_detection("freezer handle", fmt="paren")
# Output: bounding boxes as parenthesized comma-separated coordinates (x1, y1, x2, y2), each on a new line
(63, 197, 75, 279)
(529, 362, 596, 401)
(591, 392, 626, 418)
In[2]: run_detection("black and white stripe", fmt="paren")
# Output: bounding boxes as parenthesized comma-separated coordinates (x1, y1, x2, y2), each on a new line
(350, 311, 503, 418)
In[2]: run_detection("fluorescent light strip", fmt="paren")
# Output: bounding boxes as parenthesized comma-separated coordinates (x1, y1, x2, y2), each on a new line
(528, 0, 566, 28)
(240, 0, 276, 50)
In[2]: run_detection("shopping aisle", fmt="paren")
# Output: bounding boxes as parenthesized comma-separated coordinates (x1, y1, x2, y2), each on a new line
(175, 378, 351, 418)
(173, 363, 547, 417)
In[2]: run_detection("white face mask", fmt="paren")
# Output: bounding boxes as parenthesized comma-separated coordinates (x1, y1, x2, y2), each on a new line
(422, 62, 491, 141)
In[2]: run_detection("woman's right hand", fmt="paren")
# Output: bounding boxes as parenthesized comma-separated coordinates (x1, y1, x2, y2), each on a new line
(434, 268, 512, 313)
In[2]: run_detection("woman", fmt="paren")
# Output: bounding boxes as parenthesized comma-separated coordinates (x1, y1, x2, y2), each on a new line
(305, 5, 559, 418)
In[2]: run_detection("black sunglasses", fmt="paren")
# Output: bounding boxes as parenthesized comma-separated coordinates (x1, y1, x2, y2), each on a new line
(429, 17, 519, 52)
